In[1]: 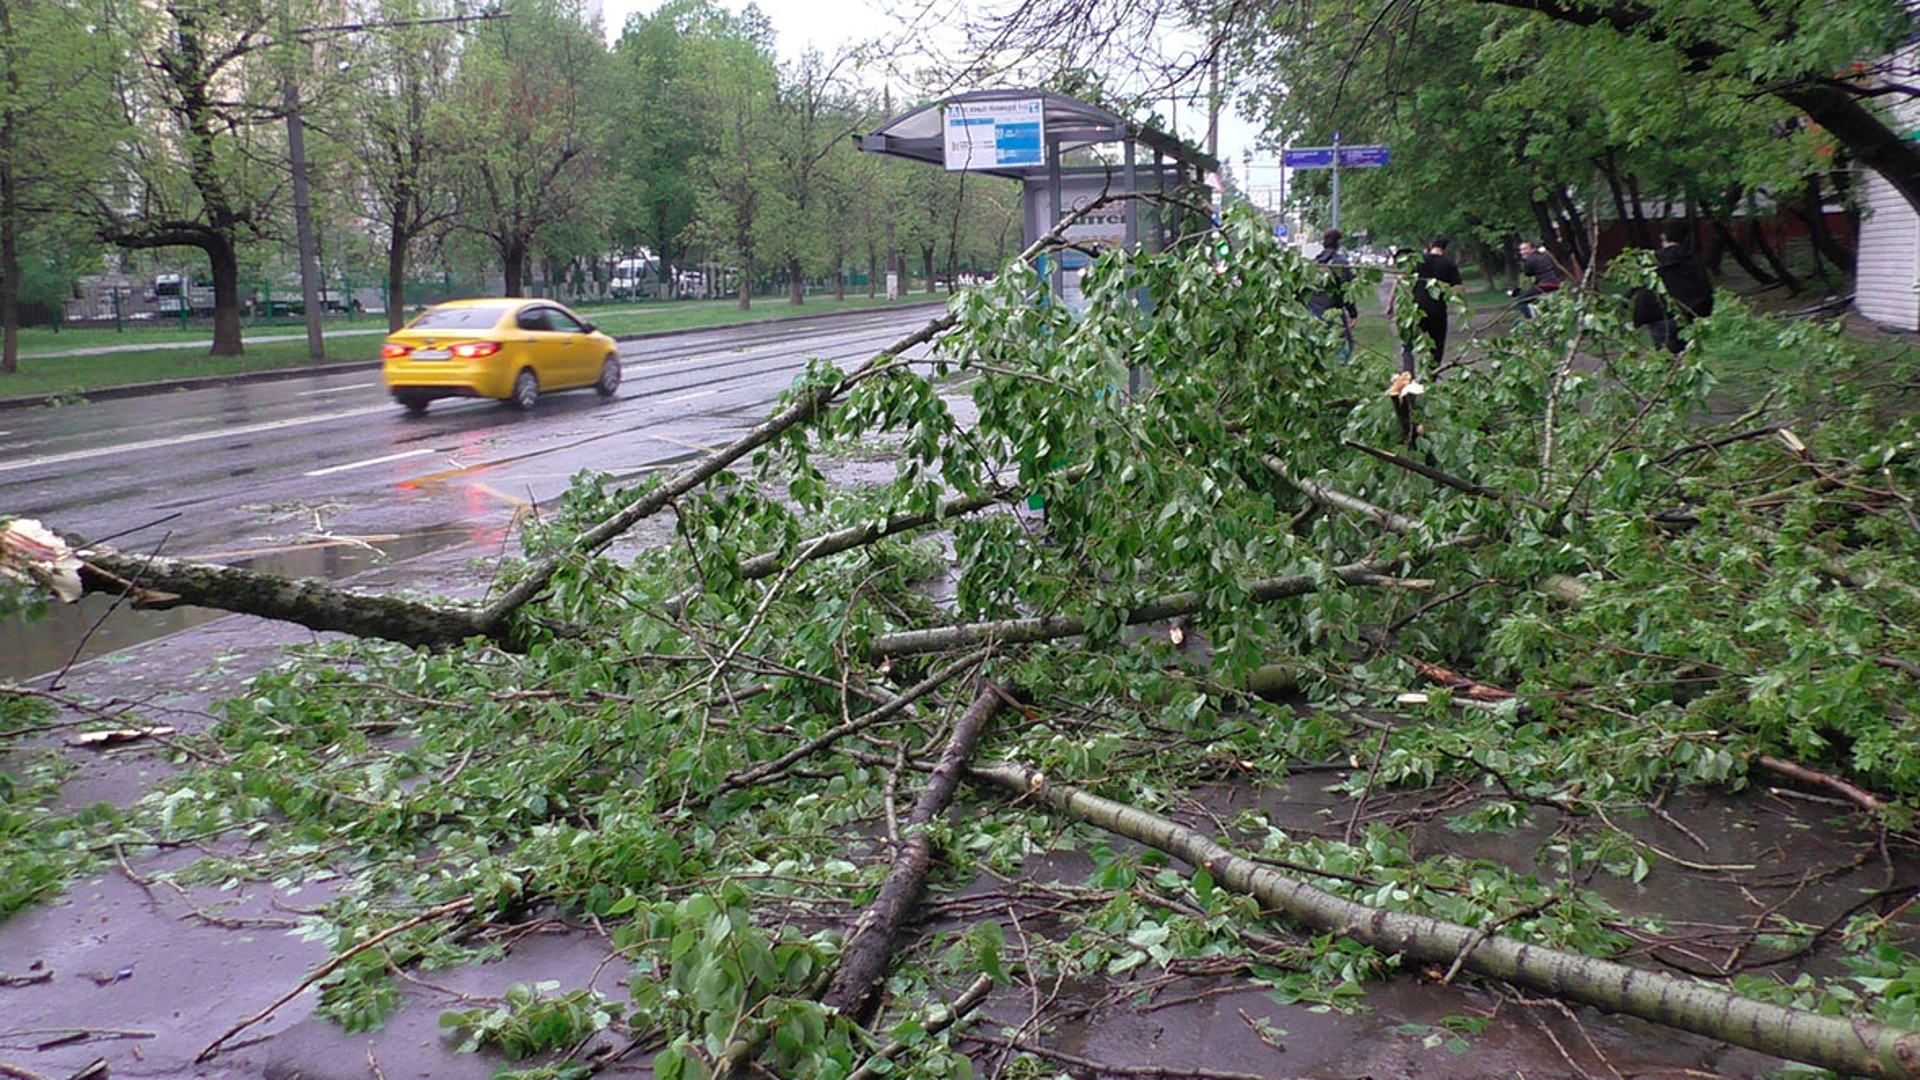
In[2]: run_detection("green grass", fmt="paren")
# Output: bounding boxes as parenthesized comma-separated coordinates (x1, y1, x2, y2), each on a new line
(0, 292, 947, 402)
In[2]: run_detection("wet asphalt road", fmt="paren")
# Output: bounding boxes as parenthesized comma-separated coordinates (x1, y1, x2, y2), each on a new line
(0, 306, 941, 679)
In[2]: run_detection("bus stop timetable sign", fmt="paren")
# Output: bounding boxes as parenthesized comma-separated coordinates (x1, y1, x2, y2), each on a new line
(946, 99, 1045, 170)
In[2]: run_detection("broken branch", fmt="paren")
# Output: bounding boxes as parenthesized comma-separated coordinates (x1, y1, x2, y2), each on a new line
(967, 761, 1920, 1079)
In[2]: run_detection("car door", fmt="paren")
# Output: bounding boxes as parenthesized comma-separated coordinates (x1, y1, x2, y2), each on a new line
(512, 305, 579, 388)
(542, 306, 598, 386)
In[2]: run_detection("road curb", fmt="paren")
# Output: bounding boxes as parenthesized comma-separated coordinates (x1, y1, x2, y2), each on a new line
(0, 299, 950, 413)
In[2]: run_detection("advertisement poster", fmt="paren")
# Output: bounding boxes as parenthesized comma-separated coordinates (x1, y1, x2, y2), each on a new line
(945, 99, 1045, 171)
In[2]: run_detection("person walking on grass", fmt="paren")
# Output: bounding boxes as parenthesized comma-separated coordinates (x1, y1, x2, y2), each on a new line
(1307, 228, 1358, 359)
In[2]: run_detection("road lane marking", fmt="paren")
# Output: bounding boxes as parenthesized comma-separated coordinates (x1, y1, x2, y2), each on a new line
(304, 448, 436, 477)
(644, 433, 725, 452)
(0, 403, 394, 475)
(297, 384, 374, 398)
(664, 388, 720, 403)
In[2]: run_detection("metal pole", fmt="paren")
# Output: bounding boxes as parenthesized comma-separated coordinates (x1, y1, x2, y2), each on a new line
(284, 75, 324, 362)
(1047, 135, 1063, 298)
(1330, 132, 1341, 232)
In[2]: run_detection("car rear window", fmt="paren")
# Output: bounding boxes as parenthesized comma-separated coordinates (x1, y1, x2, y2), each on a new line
(408, 307, 505, 330)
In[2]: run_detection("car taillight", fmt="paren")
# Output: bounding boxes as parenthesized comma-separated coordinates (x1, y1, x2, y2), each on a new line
(381, 343, 410, 359)
(452, 341, 501, 359)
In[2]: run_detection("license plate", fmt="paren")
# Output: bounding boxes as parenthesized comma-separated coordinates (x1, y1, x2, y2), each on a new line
(411, 348, 450, 360)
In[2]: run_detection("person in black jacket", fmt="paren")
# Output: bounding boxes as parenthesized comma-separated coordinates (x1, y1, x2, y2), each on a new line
(1633, 221, 1714, 354)
(1409, 236, 1464, 372)
(1515, 239, 1561, 318)
(1307, 228, 1358, 358)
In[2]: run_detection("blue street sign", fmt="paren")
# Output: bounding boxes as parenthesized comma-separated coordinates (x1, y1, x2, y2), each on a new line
(1274, 222, 1291, 238)
(1337, 145, 1390, 167)
(1282, 147, 1334, 168)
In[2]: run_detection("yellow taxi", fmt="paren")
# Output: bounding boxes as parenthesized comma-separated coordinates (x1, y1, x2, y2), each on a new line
(381, 298, 623, 414)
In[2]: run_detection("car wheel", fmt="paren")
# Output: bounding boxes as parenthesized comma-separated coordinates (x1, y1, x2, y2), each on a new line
(510, 368, 539, 410)
(396, 392, 430, 416)
(595, 355, 622, 397)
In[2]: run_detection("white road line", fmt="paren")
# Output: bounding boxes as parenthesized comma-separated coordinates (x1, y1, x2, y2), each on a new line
(663, 388, 720, 404)
(297, 384, 374, 398)
(0, 403, 394, 474)
(304, 448, 436, 477)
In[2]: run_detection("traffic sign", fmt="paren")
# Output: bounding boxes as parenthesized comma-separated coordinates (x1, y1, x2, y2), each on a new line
(1283, 147, 1334, 169)
(1274, 222, 1291, 238)
(1338, 145, 1390, 167)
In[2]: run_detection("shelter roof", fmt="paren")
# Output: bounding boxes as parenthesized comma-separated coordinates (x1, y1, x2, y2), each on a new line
(858, 88, 1216, 179)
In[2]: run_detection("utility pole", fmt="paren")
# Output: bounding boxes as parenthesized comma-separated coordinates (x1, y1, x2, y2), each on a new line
(284, 77, 323, 362)
(283, 11, 505, 363)
(1206, 46, 1220, 164)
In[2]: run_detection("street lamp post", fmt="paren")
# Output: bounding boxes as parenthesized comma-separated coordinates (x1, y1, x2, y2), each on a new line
(281, 11, 505, 363)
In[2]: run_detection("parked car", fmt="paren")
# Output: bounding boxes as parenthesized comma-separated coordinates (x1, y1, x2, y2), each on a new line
(381, 298, 622, 414)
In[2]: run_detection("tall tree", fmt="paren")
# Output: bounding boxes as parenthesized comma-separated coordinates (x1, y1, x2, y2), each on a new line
(761, 49, 862, 305)
(608, 0, 711, 299)
(346, 1, 462, 330)
(446, 0, 607, 297)
(684, 7, 778, 310)
(94, 0, 296, 356)
(0, 0, 123, 373)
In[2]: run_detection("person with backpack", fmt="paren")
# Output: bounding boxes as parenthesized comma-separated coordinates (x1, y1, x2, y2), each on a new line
(1307, 228, 1358, 358)
(1632, 221, 1714, 354)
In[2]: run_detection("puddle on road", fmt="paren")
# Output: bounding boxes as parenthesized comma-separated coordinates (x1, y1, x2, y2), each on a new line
(0, 524, 492, 682)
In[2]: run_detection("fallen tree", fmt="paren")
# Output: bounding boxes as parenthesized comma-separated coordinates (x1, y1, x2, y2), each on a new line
(968, 760, 1920, 1078)
(8, 206, 1920, 1080)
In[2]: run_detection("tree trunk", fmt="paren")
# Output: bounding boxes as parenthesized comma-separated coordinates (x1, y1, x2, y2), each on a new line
(834, 268, 845, 302)
(820, 686, 1003, 1026)
(208, 235, 243, 356)
(1708, 216, 1775, 286)
(1, 156, 18, 375)
(788, 256, 804, 305)
(738, 260, 752, 311)
(386, 227, 409, 332)
(921, 244, 936, 295)
(968, 761, 1920, 1080)
(1624, 171, 1653, 249)
(502, 236, 526, 298)
(1747, 206, 1802, 294)
(79, 549, 487, 649)
(1795, 175, 1854, 277)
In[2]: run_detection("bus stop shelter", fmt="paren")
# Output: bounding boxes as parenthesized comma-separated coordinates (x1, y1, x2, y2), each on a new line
(857, 89, 1217, 293)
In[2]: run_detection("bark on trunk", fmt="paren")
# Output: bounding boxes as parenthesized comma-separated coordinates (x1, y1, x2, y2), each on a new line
(208, 236, 243, 356)
(1, 156, 19, 375)
(788, 257, 804, 305)
(820, 686, 1004, 1025)
(81, 549, 486, 649)
(386, 232, 409, 333)
(502, 236, 526, 298)
(969, 761, 1920, 1080)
